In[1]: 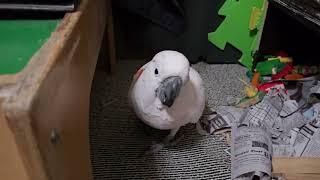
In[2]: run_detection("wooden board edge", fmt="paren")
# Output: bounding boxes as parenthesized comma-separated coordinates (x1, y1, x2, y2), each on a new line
(0, 0, 87, 87)
(0, 0, 91, 179)
(273, 157, 320, 175)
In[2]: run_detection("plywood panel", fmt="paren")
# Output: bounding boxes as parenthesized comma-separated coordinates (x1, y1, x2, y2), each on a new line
(273, 157, 320, 180)
(30, 1, 106, 179)
(0, 100, 29, 180)
(1, 0, 107, 179)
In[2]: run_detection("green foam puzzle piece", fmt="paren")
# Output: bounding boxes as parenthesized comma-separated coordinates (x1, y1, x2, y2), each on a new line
(208, 0, 267, 68)
(0, 19, 59, 75)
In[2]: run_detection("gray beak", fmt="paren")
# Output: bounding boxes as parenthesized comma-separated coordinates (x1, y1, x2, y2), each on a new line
(156, 76, 183, 108)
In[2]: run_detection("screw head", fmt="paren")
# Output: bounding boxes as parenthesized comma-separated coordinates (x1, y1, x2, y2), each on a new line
(50, 129, 60, 145)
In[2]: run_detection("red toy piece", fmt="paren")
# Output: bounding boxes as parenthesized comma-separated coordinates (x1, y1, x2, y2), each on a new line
(276, 51, 288, 57)
(272, 65, 293, 80)
(258, 81, 285, 93)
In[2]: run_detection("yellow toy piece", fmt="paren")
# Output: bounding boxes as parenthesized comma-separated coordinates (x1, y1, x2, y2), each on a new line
(278, 56, 293, 63)
(238, 78, 259, 98)
(249, 7, 262, 30)
(245, 86, 259, 98)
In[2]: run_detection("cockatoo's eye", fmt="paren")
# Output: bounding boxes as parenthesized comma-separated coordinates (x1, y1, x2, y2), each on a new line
(154, 68, 159, 75)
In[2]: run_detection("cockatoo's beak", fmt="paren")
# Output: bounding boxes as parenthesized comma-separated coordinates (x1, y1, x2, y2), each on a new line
(156, 76, 183, 108)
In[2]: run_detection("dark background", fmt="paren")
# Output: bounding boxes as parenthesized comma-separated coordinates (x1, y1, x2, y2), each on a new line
(111, 0, 320, 65)
(1, 0, 318, 65)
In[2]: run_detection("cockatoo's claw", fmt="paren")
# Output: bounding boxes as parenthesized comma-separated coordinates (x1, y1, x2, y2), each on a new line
(144, 143, 165, 156)
(166, 134, 184, 147)
(144, 133, 185, 156)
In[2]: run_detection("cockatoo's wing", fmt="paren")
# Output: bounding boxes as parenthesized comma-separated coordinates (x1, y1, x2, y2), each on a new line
(128, 61, 151, 108)
(187, 67, 206, 123)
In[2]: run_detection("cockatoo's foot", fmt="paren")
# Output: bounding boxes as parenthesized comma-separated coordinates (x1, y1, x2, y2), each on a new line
(144, 143, 165, 156)
(144, 128, 182, 156)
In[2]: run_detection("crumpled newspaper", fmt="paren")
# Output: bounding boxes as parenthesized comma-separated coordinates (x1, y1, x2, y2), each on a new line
(231, 125, 272, 180)
(197, 106, 245, 135)
(198, 88, 312, 138)
(197, 80, 320, 179)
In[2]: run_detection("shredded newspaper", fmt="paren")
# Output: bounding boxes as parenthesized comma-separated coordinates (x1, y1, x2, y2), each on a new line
(231, 125, 272, 179)
(197, 80, 320, 179)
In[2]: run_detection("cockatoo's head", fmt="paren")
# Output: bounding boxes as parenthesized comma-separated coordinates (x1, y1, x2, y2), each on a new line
(134, 50, 190, 108)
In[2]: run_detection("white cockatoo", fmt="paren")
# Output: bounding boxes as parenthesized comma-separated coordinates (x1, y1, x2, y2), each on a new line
(129, 50, 206, 151)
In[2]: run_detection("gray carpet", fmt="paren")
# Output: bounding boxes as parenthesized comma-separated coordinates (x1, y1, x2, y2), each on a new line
(89, 60, 247, 179)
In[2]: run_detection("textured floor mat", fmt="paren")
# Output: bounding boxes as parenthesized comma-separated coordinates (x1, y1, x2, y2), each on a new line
(89, 60, 247, 179)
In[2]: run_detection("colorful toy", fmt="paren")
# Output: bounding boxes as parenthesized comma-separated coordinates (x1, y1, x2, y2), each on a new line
(249, 7, 263, 30)
(208, 0, 268, 68)
(258, 81, 285, 93)
(293, 65, 320, 76)
(285, 73, 304, 80)
(236, 91, 265, 108)
(272, 65, 293, 80)
(278, 56, 293, 63)
(251, 72, 261, 87)
(238, 78, 258, 98)
(255, 59, 286, 76)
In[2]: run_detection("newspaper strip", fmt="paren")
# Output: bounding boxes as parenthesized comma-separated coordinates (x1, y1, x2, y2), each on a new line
(217, 106, 244, 120)
(233, 172, 270, 180)
(306, 103, 320, 127)
(231, 125, 272, 179)
(214, 106, 244, 128)
(197, 106, 244, 134)
(272, 129, 298, 156)
(301, 80, 319, 101)
(241, 89, 308, 141)
(241, 97, 280, 130)
(309, 80, 320, 94)
(271, 123, 320, 157)
(275, 111, 307, 134)
(199, 88, 310, 137)
(241, 89, 287, 129)
(292, 124, 320, 157)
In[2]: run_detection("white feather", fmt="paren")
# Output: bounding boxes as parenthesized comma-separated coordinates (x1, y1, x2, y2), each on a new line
(129, 50, 206, 130)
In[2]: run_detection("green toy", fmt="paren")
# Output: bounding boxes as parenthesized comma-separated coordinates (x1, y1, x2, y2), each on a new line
(0, 20, 59, 75)
(208, 0, 268, 68)
(255, 59, 286, 76)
